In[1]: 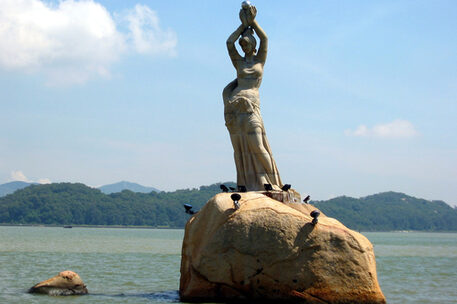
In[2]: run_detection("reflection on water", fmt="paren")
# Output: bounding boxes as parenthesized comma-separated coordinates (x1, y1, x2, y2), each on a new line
(0, 227, 456, 304)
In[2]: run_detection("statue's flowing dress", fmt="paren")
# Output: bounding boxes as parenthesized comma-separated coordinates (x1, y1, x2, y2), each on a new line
(223, 64, 282, 191)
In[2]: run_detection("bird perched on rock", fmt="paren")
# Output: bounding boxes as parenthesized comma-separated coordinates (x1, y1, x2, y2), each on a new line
(310, 210, 320, 225)
(230, 193, 241, 210)
(184, 204, 196, 215)
(237, 185, 247, 192)
(264, 183, 273, 191)
(303, 195, 310, 203)
(281, 184, 291, 191)
(220, 184, 229, 192)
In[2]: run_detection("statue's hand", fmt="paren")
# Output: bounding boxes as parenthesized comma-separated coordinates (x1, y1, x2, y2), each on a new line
(239, 9, 249, 27)
(245, 5, 257, 25)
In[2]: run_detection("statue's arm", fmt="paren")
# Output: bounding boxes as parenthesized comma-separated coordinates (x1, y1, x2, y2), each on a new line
(226, 24, 245, 67)
(252, 20, 267, 63)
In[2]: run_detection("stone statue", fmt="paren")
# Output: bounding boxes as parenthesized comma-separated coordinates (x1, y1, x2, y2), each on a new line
(223, 2, 283, 191)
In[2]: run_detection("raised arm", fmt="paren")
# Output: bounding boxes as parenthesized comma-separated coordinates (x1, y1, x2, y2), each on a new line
(226, 24, 245, 67)
(251, 20, 267, 63)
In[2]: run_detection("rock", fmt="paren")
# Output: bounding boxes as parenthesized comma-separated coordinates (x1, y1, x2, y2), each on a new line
(179, 192, 386, 303)
(29, 270, 88, 296)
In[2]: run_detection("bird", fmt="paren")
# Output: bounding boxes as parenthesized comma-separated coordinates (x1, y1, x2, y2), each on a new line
(230, 193, 241, 210)
(184, 204, 195, 215)
(237, 185, 247, 192)
(264, 183, 273, 191)
(281, 184, 291, 191)
(303, 195, 310, 203)
(220, 184, 229, 192)
(229, 187, 236, 191)
(310, 210, 320, 225)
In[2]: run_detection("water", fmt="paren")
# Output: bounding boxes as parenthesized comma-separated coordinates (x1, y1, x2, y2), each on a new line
(0, 227, 182, 304)
(0, 227, 456, 304)
(364, 232, 457, 304)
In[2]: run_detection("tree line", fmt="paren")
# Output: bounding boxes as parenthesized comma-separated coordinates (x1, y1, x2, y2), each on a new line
(313, 192, 457, 231)
(0, 183, 456, 231)
(0, 182, 227, 228)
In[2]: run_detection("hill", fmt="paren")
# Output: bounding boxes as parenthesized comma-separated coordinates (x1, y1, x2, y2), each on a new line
(0, 184, 455, 230)
(0, 182, 233, 227)
(313, 191, 457, 231)
(98, 181, 160, 194)
(0, 181, 36, 197)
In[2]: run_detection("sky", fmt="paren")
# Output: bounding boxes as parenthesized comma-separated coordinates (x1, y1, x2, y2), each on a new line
(0, 0, 456, 206)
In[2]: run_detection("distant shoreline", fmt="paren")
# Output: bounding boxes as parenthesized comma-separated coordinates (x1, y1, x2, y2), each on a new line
(0, 223, 179, 229)
(1, 223, 455, 233)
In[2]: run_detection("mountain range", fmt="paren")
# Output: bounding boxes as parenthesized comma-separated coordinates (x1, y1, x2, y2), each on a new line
(0, 181, 160, 197)
(98, 181, 160, 194)
(0, 181, 37, 197)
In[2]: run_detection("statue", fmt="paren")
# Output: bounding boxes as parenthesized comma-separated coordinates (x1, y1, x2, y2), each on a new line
(223, 2, 283, 191)
(180, 4, 385, 303)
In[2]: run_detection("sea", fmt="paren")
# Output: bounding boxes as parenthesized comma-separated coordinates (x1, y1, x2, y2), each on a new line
(0, 227, 456, 304)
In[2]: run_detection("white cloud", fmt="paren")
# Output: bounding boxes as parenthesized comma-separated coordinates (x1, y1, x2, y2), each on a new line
(37, 178, 52, 184)
(10, 170, 51, 184)
(10, 170, 29, 182)
(345, 119, 418, 138)
(0, 0, 177, 85)
(126, 4, 177, 56)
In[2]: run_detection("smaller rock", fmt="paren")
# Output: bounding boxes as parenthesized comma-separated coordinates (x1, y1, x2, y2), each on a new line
(29, 270, 88, 296)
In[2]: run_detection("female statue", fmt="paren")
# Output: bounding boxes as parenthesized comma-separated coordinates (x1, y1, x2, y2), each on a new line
(223, 4, 283, 191)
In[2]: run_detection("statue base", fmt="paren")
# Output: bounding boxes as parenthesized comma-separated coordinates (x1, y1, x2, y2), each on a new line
(261, 189, 301, 204)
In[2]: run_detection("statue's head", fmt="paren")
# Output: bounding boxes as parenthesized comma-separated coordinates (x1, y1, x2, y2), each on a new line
(239, 28, 257, 55)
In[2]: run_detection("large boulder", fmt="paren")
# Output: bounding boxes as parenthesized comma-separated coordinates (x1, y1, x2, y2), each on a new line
(29, 270, 88, 296)
(179, 192, 385, 303)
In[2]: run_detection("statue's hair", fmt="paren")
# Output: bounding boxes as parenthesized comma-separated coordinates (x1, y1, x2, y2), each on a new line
(239, 27, 257, 52)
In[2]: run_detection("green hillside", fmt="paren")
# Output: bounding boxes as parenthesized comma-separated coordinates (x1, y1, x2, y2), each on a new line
(0, 182, 232, 228)
(313, 192, 457, 231)
(0, 183, 455, 231)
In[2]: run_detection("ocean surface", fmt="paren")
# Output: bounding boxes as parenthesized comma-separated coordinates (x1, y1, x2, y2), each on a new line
(0, 227, 455, 304)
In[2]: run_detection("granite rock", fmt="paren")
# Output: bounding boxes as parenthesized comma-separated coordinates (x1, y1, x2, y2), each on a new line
(29, 270, 88, 296)
(179, 192, 385, 303)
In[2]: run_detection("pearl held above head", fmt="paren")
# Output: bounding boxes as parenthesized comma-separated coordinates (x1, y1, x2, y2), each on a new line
(241, 1, 251, 9)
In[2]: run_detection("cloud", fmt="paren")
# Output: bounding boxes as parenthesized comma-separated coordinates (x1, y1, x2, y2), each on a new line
(37, 178, 52, 184)
(126, 4, 177, 56)
(10, 170, 51, 184)
(10, 170, 29, 182)
(0, 0, 177, 85)
(345, 119, 418, 138)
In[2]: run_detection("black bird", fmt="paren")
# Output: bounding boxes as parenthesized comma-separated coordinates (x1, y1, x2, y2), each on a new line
(310, 210, 320, 225)
(220, 184, 229, 193)
(303, 195, 310, 203)
(230, 193, 241, 210)
(264, 183, 273, 191)
(229, 187, 236, 191)
(184, 204, 195, 215)
(237, 185, 247, 192)
(281, 184, 291, 191)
